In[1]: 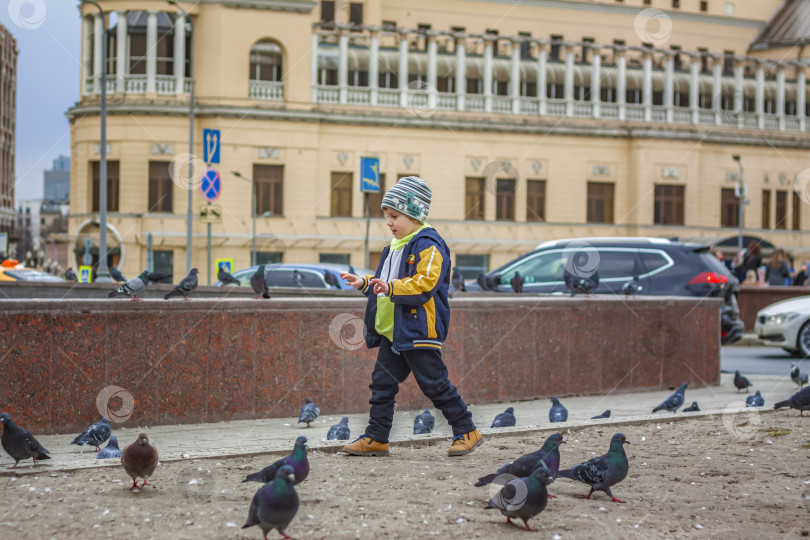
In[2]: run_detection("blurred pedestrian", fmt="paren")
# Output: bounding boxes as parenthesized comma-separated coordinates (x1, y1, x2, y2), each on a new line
(794, 263, 808, 286)
(712, 247, 734, 272)
(742, 269, 758, 286)
(766, 248, 792, 286)
(733, 241, 762, 282)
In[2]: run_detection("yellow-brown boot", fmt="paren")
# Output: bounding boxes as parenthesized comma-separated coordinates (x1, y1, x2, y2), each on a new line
(448, 429, 483, 456)
(342, 435, 390, 456)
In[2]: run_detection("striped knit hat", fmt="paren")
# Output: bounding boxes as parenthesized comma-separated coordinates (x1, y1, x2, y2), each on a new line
(381, 176, 432, 222)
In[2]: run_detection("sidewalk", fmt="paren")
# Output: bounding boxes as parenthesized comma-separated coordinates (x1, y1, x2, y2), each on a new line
(0, 372, 801, 475)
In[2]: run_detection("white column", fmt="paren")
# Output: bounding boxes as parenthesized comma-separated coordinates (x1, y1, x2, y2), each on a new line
(92, 13, 103, 94)
(734, 60, 744, 127)
(146, 10, 158, 94)
(455, 37, 466, 111)
(712, 55, 722, 126)
(537, 45, 547, 115)
(398, 32, 409, 108)
(755, 62, 764, 129)
(664, 52, 674, 123)
(798, 67, 806, 132)
(643, 51, 652, 122)
(311, 33, 319, 102)
(591, 49, 601, 118)
(510, 39, 520, 114)
(564, 46, 574, 116)
(689, 55, 699, 124)
(82, 16, 93, 96)
(173, 13, 185, 97)
(338, 33, 349, 104)
(427, 34, 437, 111)
(776, 65, 786, 130)
(369, 31, 379, 106)
(483, 37, 493, 113)
(617, 48, 626, 120)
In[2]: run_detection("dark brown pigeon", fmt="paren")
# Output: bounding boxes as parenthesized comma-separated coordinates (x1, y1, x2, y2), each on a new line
(121, 433, 159, 490)
(510, 271, 524, 293)
(733, 370, 751, 393)
(0, 412, 51, 469)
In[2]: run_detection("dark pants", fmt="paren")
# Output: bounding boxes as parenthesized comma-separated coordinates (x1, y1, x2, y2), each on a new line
(365, 339, 475, 443)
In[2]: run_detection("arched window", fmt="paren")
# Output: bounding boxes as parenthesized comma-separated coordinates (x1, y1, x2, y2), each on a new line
(250, 40, 283, 82)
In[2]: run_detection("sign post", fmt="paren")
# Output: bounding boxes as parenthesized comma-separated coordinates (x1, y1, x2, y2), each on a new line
(360, 157, 381, 270)
(200, 168, 222, 285)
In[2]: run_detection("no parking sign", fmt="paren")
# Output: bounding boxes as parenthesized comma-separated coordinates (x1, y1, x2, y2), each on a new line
(200, 169, 221, 201)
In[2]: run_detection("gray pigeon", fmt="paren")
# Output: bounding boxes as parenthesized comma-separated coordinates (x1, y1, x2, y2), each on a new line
(242, 465, 299, 539)
(682, 401, 700, 412)
(164, 268, 198, 300)
(110, 266, 126, 282)
(413, 408, 435, 434)
(620, 275, 639, 295)
(774, 386, 810, 416)
(327, 417, 350, 440)
(250, 265, 270, 299)
(558, 433, 630, 503)
(485, 461, 554, 531)
(652, 382, 687, 413)
(96, 435, 122, 459)
(451, 267, 466, 292)
(108, 270, 149, 300)
(324, 271, 340, 288)
(0, 412, 51, 468)
(746, 390, 764, 408)
(591, 410, 611, 419)
(476, 433, 565, 488)
(510, 271, 524, 294)
(64, 267, 78, 283)
(476, 272, 490, 291)
(243, 436, 309, 485)
(491, 407, 516, 428)
(564, 268, 599, 296)
(71, 417, 111, 452)
(146, 271, 172, 283)
(733, 370, 752, 393)
(549, 397, 568, 423)
(790, 363, 809, 388)
(218, 266, 241, 286)
(298, 398, 320, 427)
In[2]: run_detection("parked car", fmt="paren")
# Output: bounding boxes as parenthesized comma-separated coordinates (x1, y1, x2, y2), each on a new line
(753, 296, 810, 356)
(464, 237, 744, 345)
(214, 263, 374, 290)
(0, 259, 66, 282)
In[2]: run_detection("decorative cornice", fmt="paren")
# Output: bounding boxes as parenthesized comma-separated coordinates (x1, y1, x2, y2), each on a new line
(204, 0, 317, 12)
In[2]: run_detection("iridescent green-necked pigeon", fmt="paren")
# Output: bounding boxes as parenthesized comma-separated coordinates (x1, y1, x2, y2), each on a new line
(243, 436, 309, 485)
(108, 271, 149, 301)
(491, 407, 516, 428)
(0, 412, 51, 468)
(326, 417, 350, 440)
(476, 433, 564, 488)
(71, 417, 111, 452)
(242, 464, 299, 540)
(652, 383, 687, 413)
(485, 461, 554, 532)
(558, 433, 630, 503)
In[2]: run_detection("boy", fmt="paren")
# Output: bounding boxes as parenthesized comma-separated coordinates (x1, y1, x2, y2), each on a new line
(340, 176, 482, 457)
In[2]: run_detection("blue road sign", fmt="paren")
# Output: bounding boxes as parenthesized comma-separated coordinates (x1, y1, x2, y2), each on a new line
(360, 157, 380, 193)
(203, 129, 221, 164)
(200, 168, 221, 201)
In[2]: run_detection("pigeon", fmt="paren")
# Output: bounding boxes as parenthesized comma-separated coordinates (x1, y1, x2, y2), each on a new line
(146, 271, 172, 282)
(486, 274, 499, 290)
(413, 408, 435, 434)
(733, 370, 752, 393)
(96, 435, 122, 460)
(746, 390, 764, 408)
(64, 267, 78, 283)
(790, 362, 809, 388)
(0, 412, 51, 469)
(108, 270, 150, 301)
(476, 272, 489, 291)
(242, 464, 299, 540)
(652, 382, 688, 413)
(451, 266, 466, 292)
(475, 433, 565, 487)
(564, 270, 599, 296)
(491, 407, 516, 428)
(510, 271, 524, 294)
(620, 275, 639, 295)
(591, 410, 611, 419)
(251, 265, 270, 299)
(774, 386, 810, 416)
(218, 266, 241, 286)
(298, 398, 320, 428)
(682, 401, 700, 412)
(164, 268, 198, 300)
(71, 417, 111, 452)
(485, 461, 554, 532)
(324, 271, 340, 288)
(549, 397, 568, 423)
(243, 436, 309, 485)
(326, 417, 350, 441)
(557, 433, 630, 503)
(110, 266, 126, 282)
(121, 433, 159, 490)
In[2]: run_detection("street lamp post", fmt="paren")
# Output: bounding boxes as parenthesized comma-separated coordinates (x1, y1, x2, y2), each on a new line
(232, 172, 257, 266)
(732, 155, 745, 253)
(82, 0, 111, 282)
(168, 0, 194, 275)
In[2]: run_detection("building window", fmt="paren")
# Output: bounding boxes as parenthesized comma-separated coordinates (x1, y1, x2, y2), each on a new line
(366, 173, 385, 217)
(148, 161, 172, 212)
(91, 160, 120, 212)
(672, 0, 680, 8)
(152, 250, 173, 283)
(257, 251, 283, 265)
(587, 182, 614, 223)
(775, 190, 788, 229)
(456, 254, 489, 275)
(485, 29, 499, 56)
(519, 32, 532, 60)
(129, 33, 146, 75)
(526, 180, 546, 222)
(417, 24, 431, 51)
(254, 164, 283, 216)
(700, 1, 708, 11)
(653, 185, 684, 225)
(723, 50, 734, 76)
(762, 190, 771, 229)
(550, 35, 563, 61)
(331, 172, 353, 217)
(496, 179, 515, 221)
(382, 20, 397, 32)
(720, 188, 739, 227)
(320, 253, 350, 265)
(349, 3, 363, 28)
(320, 1, 335, 27)
(698, 48, 709, 73)
(793, 192, 801, 230)
(465, 177, 485, 220)
(250, 40, 283, 82)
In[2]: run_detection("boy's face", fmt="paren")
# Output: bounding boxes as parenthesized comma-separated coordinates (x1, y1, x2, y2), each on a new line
(383, 207, 421, 239)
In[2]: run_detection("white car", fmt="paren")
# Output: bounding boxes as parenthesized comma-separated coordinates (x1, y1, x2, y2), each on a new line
(754, 296, 810, 356)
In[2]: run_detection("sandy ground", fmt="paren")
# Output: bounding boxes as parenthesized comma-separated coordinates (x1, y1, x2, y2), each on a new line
(0, 411, 807, 540)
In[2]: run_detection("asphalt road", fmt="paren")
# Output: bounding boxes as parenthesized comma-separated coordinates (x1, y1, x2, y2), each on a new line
(721, 345, 810, 376)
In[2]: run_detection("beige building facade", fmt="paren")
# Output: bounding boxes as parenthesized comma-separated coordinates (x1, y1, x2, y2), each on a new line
(69, 0, 810, 282)
(0, 24, 17, 244)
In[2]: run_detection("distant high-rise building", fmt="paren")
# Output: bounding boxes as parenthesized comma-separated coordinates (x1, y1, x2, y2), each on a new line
(44, 155, 70, 203)
(0, 24, 16, 244)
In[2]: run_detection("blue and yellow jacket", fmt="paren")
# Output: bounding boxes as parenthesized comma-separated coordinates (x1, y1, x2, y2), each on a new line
(360, 227, 451, 352)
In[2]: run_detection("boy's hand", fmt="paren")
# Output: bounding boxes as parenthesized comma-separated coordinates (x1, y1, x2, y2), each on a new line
(369, 278, 390, 296)
(340, 272, 364, 290)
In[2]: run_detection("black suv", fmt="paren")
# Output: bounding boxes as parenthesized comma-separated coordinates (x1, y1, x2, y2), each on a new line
(465, 237, 744, 345)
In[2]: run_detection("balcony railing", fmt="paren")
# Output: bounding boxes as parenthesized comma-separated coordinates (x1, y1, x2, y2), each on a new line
(249, 80, 284, 101)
